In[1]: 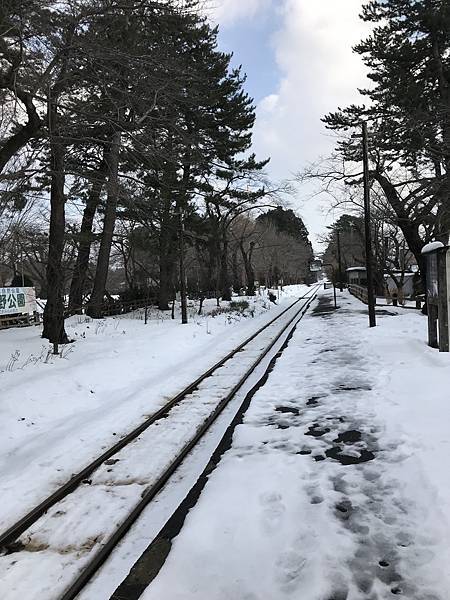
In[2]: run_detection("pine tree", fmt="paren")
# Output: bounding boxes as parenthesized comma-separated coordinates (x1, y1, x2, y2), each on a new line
(121, 13, 269, 307)
(255, 208, 314, 288)
(322, 0, 450, 291)
(0, 0, 48, 174)
(257, 208, 312, 247)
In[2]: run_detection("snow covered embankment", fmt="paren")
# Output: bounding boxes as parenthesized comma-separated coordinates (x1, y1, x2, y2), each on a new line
(0, 286, 307, 534)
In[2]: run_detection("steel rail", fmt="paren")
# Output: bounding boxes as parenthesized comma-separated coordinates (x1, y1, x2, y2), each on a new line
(112, 287, 317, 599)
(58, 286, 319, 600)
(0, 286, 320, 549)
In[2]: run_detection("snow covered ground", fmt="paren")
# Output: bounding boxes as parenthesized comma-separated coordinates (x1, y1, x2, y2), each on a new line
(0, 289, 317, 600)
(0, 287, 307, 535)
(139, 291, 450, 600)
(3, 287, 450, 600)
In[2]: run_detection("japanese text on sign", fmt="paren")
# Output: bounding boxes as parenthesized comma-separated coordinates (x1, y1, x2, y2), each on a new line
(0, 287, 37, 316)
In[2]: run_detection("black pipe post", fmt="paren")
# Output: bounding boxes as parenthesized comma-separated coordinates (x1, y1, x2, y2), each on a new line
(362, 122, 376, 328)
(337, 230, 343, 292)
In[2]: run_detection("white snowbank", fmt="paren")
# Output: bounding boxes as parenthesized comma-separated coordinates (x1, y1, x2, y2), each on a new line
(0, 286, 308, 534)
(421, 241, 444, 254)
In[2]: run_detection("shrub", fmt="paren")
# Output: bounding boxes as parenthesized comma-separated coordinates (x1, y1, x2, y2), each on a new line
(229, 300, 250, 311)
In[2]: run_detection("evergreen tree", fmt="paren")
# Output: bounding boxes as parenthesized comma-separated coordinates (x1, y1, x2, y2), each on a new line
(0, 0, 48, 175)
(121, 14, 269, 307)
(257, 208, 311, 247)
(325, 0, 449, 171)
(255, 208, 314, 288)
(322, 0, 450, 291)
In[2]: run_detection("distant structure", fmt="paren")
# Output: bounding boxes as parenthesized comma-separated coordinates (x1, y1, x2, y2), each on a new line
(346, 266, 367, 287)
(309, 258, 323, 281)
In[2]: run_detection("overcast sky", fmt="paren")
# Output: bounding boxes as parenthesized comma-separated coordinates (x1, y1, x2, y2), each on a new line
(210, 0, 371, 249)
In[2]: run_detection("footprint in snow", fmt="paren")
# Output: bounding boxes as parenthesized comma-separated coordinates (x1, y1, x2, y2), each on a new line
(259, 492, 286, 533)
(274, 550, 308, 592)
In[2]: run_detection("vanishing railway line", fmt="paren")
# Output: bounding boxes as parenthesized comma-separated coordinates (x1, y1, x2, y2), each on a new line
(0, 286, 320, 600)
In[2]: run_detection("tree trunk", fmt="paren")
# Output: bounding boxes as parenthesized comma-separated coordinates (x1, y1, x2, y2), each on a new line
(431, 34, 450, 238)
(373, 171, 426, 290)
(178, 209, 188, 324)
(432, 169, 450, 242)
(231, 249, 241, 292)
(0, 89, 42, 174)
(42, 98, 69, 344)
(159, 251, 175, 310)
(240, 241, 256, 295)
(158, 197, 177, 310)
(220, 234, 231, 301)
(86, 132, 121, 318)
(68, 156, 108, 313)
(206, 237, 218, 292)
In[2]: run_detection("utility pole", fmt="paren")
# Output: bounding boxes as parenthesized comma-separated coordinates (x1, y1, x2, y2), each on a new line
(178, 208, 188, 324)
(362, 121, 376, 328)
(336, 230, 343, 292)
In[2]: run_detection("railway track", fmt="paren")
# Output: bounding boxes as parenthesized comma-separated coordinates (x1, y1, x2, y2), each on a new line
(0, 285, 320, 600)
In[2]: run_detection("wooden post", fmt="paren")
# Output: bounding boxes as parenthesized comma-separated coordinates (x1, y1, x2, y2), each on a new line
(428, 303, 439, 348)
(437, 250, 449, 352)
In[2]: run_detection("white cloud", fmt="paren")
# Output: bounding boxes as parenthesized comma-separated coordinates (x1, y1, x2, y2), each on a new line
(211, 0, 371, 245)
(209, 0, 271, 26)
(258, 93, 279, 112)
(251, 0, 371, 245)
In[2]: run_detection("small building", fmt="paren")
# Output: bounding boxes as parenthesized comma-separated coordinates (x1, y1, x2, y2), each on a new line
(310, 258, 323, 272)
(346, 267, 367, 286)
